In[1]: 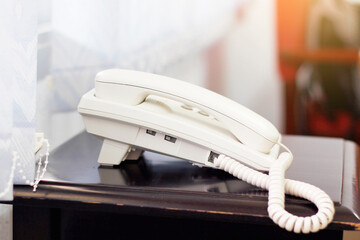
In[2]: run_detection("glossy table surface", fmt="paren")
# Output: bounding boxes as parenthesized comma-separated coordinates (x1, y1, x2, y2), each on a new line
(13, 132, 360, 231)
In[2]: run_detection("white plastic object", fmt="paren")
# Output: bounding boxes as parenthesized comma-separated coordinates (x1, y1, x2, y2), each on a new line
(79, 91, 278, 171)
(77, 69, 335, 233)
(94, 69, 280, 154)
(78, 69, 281, 171)
(98, 139, 132, 166)
(127, 149, 144, 160)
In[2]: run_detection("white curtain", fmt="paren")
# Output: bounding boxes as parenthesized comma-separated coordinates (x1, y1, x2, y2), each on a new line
(0, 0, 37, 239)
(0, 0, 37, 198)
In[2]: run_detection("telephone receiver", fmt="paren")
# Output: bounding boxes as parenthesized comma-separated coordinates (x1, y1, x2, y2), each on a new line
(78, 69, 334, 234)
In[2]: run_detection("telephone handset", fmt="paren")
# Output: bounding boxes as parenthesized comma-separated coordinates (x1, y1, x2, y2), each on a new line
(78, 69, 335, 233)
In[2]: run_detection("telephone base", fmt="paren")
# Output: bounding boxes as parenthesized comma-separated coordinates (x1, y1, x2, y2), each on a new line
(127, 148, 144, 160)
(98, 139, 143, 166)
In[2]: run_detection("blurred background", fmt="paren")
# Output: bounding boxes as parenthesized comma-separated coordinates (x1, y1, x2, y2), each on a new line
(36, 0, 360, 150)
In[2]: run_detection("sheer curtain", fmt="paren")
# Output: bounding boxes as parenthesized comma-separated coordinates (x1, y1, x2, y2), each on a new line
(0, 0, 37, 239)
(0, 0, 37, 197)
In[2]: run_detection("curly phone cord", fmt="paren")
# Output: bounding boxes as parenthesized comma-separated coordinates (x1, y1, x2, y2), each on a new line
(214, 152, 335, 234)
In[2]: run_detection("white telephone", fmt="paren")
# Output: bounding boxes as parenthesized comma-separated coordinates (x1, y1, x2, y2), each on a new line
(78, 69, 335, 234)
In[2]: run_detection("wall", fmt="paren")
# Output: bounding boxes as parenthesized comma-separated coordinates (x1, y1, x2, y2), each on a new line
(225, 0, 283, 131)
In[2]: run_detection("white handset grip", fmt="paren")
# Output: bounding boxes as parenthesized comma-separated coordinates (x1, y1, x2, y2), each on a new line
(95, 69, 280, 153)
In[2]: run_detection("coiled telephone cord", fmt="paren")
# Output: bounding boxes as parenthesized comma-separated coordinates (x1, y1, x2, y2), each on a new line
(214, 149, 335, 234)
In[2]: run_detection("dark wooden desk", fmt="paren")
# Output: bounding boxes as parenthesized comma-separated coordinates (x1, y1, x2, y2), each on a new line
(12, 132, 360, 240)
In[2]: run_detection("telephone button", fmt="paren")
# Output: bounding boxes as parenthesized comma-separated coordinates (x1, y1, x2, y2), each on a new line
(181, 105, 193, 110)
(164, 135, 177, 143)
(198, 111, 209, 117)
(146, 129, 156, 136)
